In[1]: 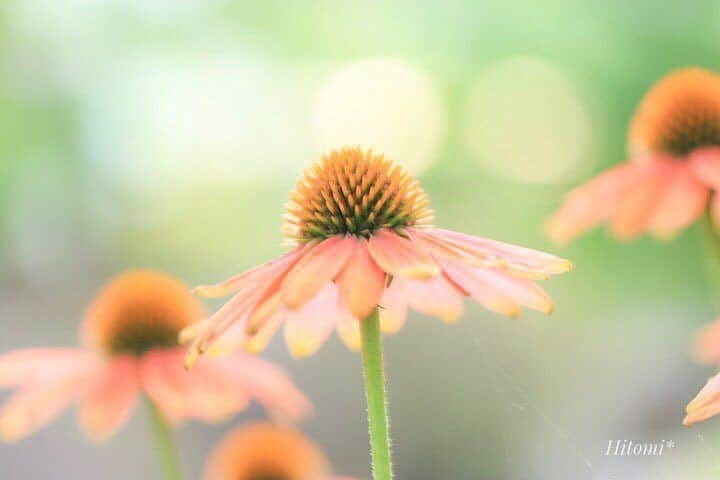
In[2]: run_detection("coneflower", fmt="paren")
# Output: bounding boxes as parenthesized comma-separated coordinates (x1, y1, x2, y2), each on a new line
(183, 147, 572, 480)
(549, 68, 720, 242)
(0, 270, 310, 480)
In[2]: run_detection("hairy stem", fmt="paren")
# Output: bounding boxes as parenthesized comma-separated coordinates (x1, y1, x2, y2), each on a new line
(360, 308, 393, 480)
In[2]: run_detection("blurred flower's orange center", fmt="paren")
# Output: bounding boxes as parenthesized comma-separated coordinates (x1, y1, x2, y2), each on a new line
(630, 68, 720, 156)
(247, 471, 290, 480)
(283, 147, 433, 243)
(83, 270, 203, 356)
(204, 422, 330, 480)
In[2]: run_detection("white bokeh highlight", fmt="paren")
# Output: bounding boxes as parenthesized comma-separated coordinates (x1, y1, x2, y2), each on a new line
(312, 58, 447, 174)
(82, 52, 313, 192)
(463, 57, 594, 184)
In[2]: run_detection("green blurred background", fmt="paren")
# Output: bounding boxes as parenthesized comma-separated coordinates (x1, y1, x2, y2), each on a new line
(2, 0, 720, 478)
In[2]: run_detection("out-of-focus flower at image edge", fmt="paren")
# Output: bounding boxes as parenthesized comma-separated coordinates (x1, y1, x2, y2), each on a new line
(0, 271, 310, 478)
(203, 421, 361, 480)
(684, 318, 720, 425)
(546, 67, 720, 430)
(548, 68, 720, 242)
(182, 147, 572, 480)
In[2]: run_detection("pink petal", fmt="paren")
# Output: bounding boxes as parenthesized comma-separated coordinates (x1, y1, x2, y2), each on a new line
(284, 283, 344, 357)
(184, 292, 258, 367)
(142, 349, 249, 424)
(336, 308, 363, 351)
(0, 357, 97, 441)
(78, 355, 140, 440)
(207, 353, 312, 422)
(378, 281, 408, 334)
(610, 161, 671, 240)
(712, 194, 720, 228)
(690, 146, 720, 189)
(140, 349, 191, 423)
(685, 372, 720, 426)
(368, 229, 440, 279)
(546, 161, 644, 243)
(245, 291, 283, 335)
(193, 245, 310, 298)
(181, 362, 252, 423)
(415, 228, 571, 277)
(473, 269, 553, 313)
(693, 318, 720, 365)
(0, 348, 93, 388)
(243, 311, 284, 354)
(440, 259, 520, 317)
(281, 236, 354, 310)
(395, 276, 464, 323)
(648, 163, 709, 238)
(337, 238, 386, 320)
(184, 246, 313, 366)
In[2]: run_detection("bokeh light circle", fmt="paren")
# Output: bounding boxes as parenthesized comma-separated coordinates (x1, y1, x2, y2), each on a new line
(312, 58, 447, 175)
(462, 56, 594, 184)
(82, 52, 313, 192)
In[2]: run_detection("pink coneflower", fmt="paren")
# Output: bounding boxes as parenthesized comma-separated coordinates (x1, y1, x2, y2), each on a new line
(183, 146, 571, 480)
(183, 147, 572, 362)
(0, 270, 310, 443)
(548, 68, 720, 242)
(684, 317, 720, 425)
(204, 421, 360, 480)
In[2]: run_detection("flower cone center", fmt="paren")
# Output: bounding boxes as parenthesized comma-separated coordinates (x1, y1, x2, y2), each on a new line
(83, 271, 203, 356)
(631, 68, 720, 156)
(283, 147, 433, 243)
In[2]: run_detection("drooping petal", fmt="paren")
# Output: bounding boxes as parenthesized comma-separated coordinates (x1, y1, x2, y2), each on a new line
(0, 357, 98, 441)
(378, 281, 408, 334)
(546, 161, 645, 243)
(140, 349, 191, 423)
(184, 292, 258, 368)
(79, 355, 140, 440)
(336, 308, 362, 351)
(207, 353, 312, 422)
(397, 276, 465, 323)
(648, 163, 709, 238)
(182, 364, 252, 423)
(690, 146, 720, 189)
(610, 161, 671, 240)
(193, 245, 310, 298)
(416, 228, 572, 277)
(0, 348, 92, 388)
(439, 259, 520, 317)
(243, 312, 284, 354)
(337, 238, 386, 319)
(473, 269, 553, 314)
(368, 229, 440, 279)
(184, 246, 313, 367)
(284, 284, 344, 357)
(281, 236, 354, 310)
(685, 372, 720, 426)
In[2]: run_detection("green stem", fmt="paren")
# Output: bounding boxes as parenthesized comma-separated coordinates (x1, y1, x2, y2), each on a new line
(147, 399, 183, 480)
(700, 212, 720, 312)
(360, 308, 393, 480)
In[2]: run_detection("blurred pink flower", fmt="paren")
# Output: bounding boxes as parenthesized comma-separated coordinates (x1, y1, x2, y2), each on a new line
(183, 147, 572, 364)
(549, 68, 720, 243)
(203, 421, 361, 480)
(0, 270, 310, 442)
(685, 317, 720, 426)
